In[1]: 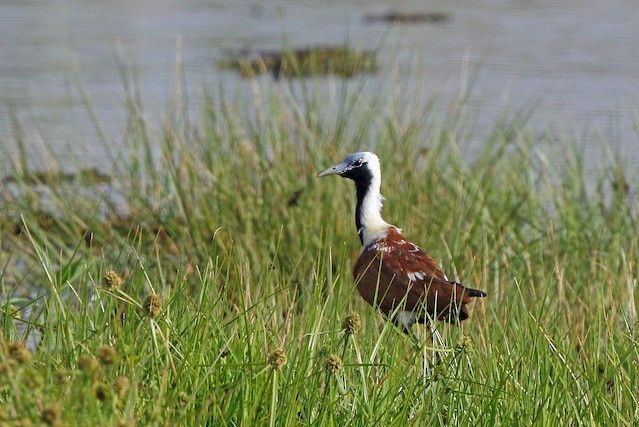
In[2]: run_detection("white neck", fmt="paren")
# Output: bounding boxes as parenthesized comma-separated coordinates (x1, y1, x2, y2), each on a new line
(355, 163, 390, 247)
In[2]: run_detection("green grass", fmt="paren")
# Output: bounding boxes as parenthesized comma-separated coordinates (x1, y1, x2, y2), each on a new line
(0, 77, 638, 426)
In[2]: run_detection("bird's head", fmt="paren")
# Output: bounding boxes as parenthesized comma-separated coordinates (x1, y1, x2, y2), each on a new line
(317, 151, 387, 244)
(317, 151, 380, 182)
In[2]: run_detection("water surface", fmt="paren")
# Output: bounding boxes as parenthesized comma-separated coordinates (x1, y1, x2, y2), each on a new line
(1, 0, 638, 173)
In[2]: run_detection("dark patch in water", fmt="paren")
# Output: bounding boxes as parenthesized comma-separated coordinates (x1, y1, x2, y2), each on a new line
(364, 12, 450, 25)
(218, 46, 377, 79)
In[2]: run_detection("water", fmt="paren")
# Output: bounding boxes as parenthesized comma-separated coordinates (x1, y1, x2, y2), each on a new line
(1, 0, 639, 173)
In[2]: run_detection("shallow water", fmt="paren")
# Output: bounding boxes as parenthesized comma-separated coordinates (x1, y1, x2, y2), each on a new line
(1, 0, 638, 174)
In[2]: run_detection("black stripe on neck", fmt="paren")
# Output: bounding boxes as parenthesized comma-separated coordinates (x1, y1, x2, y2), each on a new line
(348, 168, 373, 245)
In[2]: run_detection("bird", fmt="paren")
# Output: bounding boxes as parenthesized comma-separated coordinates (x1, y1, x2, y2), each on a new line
(318, 151, 486, 333)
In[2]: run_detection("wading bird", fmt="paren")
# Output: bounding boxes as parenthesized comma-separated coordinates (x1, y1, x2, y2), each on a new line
(318, 152, 486, 332)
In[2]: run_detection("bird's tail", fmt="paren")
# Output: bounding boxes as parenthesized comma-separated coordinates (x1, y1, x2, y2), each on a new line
(466, 287, 487, 298)
(445, 283, 487, 323)
(457, 286, 486, 322)
(451, 282, 487, 298)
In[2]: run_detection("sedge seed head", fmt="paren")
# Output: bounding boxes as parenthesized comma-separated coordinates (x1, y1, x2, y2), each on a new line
(145, 293, 162, 318)
(0, 360, 18, 377)
(178, 391, 189, 406)
(54, 368, 71, 385)
(268, 348, 287, 370)
(342, 313, 361, 335)
(116, 418, 137, 427)
(78, 354, 99, 372)
(325, 354, 343, 373)
(93, 382, 111, 401)
(40, 404, 61, 426)
(456, 335, 472, 351)
(97, 346, 118, 366)
(24, 371, 44, 388)
(114, 376, 131, 398)
(103, 270, 123, 291)
(7, 341, 32, 365)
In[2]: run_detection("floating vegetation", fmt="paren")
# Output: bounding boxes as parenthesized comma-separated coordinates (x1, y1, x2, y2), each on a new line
(218, 46, 377, 78)
(364, 12, 450, 24)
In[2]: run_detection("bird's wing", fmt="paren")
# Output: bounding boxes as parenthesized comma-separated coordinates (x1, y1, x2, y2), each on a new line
(379, 226, 448, 278)
(354, 243, 476, 322)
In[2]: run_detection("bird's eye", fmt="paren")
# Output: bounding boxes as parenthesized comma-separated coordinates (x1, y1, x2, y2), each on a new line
(352, 159, 363, 167)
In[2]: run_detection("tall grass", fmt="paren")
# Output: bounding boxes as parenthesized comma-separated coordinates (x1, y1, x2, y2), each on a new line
(0, 74, 638, 426)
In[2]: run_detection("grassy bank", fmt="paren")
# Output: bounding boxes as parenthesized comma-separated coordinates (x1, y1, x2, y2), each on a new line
(1, 80, 638, 426)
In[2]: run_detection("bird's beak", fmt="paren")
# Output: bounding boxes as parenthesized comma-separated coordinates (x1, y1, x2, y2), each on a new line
(317, 161, 349, 178)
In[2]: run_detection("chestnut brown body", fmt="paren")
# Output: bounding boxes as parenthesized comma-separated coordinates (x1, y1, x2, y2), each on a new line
(354, 227, 485, 325)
